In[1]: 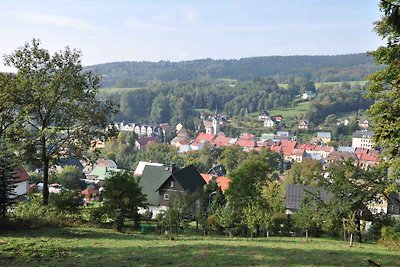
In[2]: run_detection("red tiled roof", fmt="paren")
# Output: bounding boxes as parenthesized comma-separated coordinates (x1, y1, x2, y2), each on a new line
(136, 136, 160, 146)
(13, 168, 30, 183)
(196, 133, 217, 142)
(200, 174, 231, 192)
(212, 136, 232, 147)
(239, 133, 255, 140)
(82, 188, 98, 195)
(281, 140, 297, 149)
(359, 152, 379, 162)
(291, 148, 305, 156)
(269, 145, 281, 153)
(282, 147, 293, 156)
(236, 139, 256, 148)
(314, 146, 334, 152)
(297, 144, 316, 150)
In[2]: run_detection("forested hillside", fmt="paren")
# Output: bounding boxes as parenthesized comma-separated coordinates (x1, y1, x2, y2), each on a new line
(87, 53, 380, 87)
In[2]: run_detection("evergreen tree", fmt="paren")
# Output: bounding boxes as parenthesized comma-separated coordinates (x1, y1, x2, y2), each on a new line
(0, 141, 16, 219)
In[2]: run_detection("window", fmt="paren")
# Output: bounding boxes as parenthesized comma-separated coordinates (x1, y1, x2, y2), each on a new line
(170, 181, 174, 188)
(164, 194, 169, 200)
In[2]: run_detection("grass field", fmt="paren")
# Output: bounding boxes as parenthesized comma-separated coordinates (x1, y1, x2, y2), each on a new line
(1, 227, 399, 267)
(278, 81, 367, 90)
(268, 101, 311, 118)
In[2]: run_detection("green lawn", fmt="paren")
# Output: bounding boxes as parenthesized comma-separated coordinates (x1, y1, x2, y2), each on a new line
(1, 227, 399, 266)
(268, 101, 311, 118)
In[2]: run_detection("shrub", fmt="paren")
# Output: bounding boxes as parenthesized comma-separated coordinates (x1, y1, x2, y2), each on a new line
(50, 190, 83, 213)
(379, 226, 400, 251)
(11, 193, 81, 228)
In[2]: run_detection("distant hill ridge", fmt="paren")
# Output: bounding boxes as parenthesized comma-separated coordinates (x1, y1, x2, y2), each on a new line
(86, 53, 380, 87)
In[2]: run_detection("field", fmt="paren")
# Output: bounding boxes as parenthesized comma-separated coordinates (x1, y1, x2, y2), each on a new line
(1, 227, 399, 267)
(268, 101, 311, 118)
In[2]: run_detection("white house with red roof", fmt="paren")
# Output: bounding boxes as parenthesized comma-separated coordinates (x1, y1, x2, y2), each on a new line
(195, 132, 217, 143)
(13, 168, 30, 198)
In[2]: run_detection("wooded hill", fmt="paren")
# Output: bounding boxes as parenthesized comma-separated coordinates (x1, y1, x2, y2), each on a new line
(86, 53, 380, 87)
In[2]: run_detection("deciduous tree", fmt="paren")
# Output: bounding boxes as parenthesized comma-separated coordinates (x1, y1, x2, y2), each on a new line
(3, 39, 115, 205)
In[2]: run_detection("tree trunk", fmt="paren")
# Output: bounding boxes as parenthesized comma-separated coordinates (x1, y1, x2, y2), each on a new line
(305, 229, 309, 242)
(42, 138, 49, 206)
(267, 231, 269, 238)
(349, 233, 353, 247)
(357, 218, 362, 243)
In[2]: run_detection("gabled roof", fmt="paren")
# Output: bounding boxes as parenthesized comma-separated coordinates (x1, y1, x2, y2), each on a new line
(207, 164, 227, 176)
(58, 157, 84, 171)
(236, 139, 256, 148)
(285, 184, 331, 212)
(134, 161, 164, 176)
(327, 151, 358, 162)
(291, 148, 305, 156)
(196, 133, 217, 142)
(239, 133, 256, 140)
(200, 174, 231, 192)
(14, 168, 30, 183)
(136, 136, 160, 146)
(139, 165, 171, 206)
(353, 130, 374, 139)
(89, 167, 123, 181)
(317, 132, 331, 139)
(158, 164, 206, 193)
(314, 146, 334, 153)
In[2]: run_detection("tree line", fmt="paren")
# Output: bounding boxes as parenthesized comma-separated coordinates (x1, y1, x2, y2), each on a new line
(87, 53, 381, 87)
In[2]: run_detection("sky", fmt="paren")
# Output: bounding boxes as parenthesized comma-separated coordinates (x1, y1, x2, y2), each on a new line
(0, 0, 384, 71)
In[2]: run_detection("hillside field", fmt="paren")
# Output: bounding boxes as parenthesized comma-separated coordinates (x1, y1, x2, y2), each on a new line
(0, 227, 399, 267)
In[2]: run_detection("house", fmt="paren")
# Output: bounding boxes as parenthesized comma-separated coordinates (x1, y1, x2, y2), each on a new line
(95, 158, 118, 169)
(200, 174, 231, 192)
(301, 91, 316, 100)
(114, 122, 135, 132)
(12, 168, 31, 199)
(135, 136, 160, 151)
(170, 136, 189, 148)
(314, 132, 332, 144)
(207, 164, 227, 177)
(276, 131, 289, 138)
(177, 128, 189, 138)
(263, 116, 275, 128)
(258, 110, 270, 120)
(196, 133, 217, 143)
(82, 188, 98, 203)
(274, 116, 283, 123)
(134, 161, 164, 176)
(261, 133, 275, 141)
(179, 140, 205, 153)
(352, 130, 374, 149)
(358, 119, 369, 129)
(236, 139, 257, 150)
(139, 164, 206, 216)
(239, 133, 256, 141)
(212, 133, 233, 147)
(88, 166, 123, 181)
(204, 120, 214, 134)
(285, 184, 331, 214)
(298, 119, 309, 130)
(56, 157, 85, 172)
(326, 151, 358, 164)
(176, 123, 183, 133)
(367, 193, 400, 218)
(289, 148, 306, 163)
(134, 124, 161, 137)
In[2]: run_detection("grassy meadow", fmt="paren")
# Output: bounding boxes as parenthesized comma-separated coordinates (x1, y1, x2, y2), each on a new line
(1, 227, 399, 267)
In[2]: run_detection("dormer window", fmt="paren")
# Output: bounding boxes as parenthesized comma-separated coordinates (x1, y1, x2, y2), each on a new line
(171, 181, 174, 188)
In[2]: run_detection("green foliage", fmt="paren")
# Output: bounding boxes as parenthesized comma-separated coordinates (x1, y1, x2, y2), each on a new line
(102, 171, 146, 231)
(103, 131, 137, 170)
(306, 82, 372, 125)
(50, 190, 83, 213)
(379, 226, 400, 251)
(88, 53, 379, 87)
(368, 0, 400, 177)
(285, 158, 323, 187)
(11, 193, 81, 228)
(0, 141, 17, 219)
(52, 166, 85, 190)
(3, 39, 115, 205)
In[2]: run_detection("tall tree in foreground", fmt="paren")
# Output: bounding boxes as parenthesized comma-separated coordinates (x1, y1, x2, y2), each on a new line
(102, 171, 146, 232)
(0, 141, 16, 220)
(3, 39, 115, 205)
(368, 0, 400, 177)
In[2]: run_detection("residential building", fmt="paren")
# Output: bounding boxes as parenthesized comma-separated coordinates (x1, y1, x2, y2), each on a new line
(263, 116, 275, 128)
(352, 130, 374, 149)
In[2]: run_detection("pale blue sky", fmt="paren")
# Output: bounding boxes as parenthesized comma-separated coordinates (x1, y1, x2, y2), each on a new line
(0, 0, 383, 71)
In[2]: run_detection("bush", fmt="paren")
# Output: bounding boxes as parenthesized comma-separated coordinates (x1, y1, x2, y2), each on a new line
(50, 190, 83, 213)
(367, 214, 395, 240)
(379, 226, 400, 251)
(11, 193, 81, 228)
